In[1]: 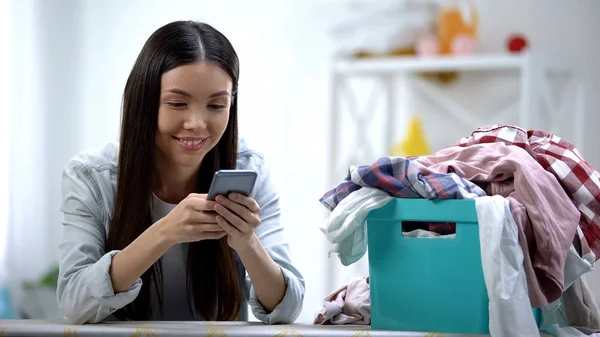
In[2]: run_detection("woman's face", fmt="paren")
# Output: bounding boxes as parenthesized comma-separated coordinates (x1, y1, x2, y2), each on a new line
(156, 62, 233, 169)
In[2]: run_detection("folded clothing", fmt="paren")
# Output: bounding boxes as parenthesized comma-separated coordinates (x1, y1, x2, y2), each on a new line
(314, 277, 371, 325)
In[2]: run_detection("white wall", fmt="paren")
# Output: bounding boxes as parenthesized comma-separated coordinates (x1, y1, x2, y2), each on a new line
(7, 0, 600, 322)
(381, 0, 600, 160)
(0, 0, 13, 284)
(9, 0, 51, 286)
(8, 0, 84, 290)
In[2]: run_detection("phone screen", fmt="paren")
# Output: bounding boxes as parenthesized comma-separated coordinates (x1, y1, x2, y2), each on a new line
(207, 170, 258, 201)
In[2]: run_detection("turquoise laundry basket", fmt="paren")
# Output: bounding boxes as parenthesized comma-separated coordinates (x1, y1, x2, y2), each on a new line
(0, 286, 16, 319)
(366, 198, 539, 334)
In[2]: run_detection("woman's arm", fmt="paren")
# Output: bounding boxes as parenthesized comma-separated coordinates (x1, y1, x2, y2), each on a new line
(235, 235, 286, 312)
(214, 153, 305, 324)
(58, 164, 144, 324)
(108, 223, 171, 292)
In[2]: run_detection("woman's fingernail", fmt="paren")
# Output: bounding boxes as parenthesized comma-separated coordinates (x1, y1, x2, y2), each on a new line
(230, 193, 238, 199)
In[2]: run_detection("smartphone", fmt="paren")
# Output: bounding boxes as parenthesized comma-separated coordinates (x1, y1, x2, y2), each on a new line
(207, 169, 258, 201)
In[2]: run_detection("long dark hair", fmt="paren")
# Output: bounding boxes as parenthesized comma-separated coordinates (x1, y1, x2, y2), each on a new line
(106, 21, 241, 321)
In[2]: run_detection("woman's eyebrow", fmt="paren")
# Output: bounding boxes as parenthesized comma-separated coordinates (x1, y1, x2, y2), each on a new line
(209, 90, 230, 98)
(164, 88, 192, 97)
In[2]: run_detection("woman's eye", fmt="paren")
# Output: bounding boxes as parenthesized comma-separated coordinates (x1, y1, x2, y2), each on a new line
(208, 104, 226, 110)
(167, 102, 187, 109)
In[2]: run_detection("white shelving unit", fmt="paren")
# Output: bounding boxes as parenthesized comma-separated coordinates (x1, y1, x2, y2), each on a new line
(326, 51, 587, 291)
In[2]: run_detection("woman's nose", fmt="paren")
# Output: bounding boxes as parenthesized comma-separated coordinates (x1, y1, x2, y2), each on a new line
(183, 114, 207, 131)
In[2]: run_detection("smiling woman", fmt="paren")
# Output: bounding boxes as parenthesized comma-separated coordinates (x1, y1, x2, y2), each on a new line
(56, 21, 305, 324)
(155, 62, 233, 183)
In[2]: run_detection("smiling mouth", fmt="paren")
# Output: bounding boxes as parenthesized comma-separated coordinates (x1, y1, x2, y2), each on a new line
(172, 137, 208, 151)
(173, 137, 206, 146)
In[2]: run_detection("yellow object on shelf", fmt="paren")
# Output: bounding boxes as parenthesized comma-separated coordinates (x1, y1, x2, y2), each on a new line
(389, 117, 432, 157)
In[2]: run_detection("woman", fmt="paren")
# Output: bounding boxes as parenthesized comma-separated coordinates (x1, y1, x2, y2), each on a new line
(56, 21, 305, 324)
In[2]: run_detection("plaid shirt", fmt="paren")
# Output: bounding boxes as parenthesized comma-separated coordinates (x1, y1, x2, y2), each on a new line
(458, 124, 600, 262)
(320, 156, 486, 212)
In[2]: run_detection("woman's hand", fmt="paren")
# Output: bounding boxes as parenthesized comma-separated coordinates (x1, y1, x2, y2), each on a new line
(157, 193, 226, 246)
(214, 193, 261, 252)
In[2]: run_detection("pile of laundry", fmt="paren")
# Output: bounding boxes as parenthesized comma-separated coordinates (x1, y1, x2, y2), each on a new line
(315, 125, 600, 337)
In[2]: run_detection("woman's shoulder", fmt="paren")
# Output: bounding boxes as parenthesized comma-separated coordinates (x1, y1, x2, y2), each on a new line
(62, 141, 119, 197)
(65, 141, 119, 173)
(61, 141, 119, 219)
(236, 137, 267, 172)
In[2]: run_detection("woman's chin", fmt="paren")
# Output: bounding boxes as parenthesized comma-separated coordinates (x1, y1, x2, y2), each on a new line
(177, 160, 203, 169)
(171, 154, 205, 168)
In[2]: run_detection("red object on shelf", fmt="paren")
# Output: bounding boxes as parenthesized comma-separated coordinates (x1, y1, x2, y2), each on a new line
(507, 34, 528, 53)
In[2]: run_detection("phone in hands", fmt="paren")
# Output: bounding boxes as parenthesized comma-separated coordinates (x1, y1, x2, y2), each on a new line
(207, 169, 258, 201)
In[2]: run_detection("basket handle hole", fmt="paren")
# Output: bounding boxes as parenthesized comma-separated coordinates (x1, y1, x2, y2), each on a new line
(401, 221, 457, 238)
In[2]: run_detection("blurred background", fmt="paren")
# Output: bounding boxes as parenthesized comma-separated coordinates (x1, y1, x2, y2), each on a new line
(0, 0, 599, 324)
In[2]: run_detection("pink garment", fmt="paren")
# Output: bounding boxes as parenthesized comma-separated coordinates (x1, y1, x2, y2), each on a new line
(414, 142, 580, 307)
(507, 194, 554, 307)
(314, 277, 371, 325)
(458, 124, 599, 262)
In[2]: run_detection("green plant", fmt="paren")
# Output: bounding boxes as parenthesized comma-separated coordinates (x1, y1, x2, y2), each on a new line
(22, 264, 59, 290)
